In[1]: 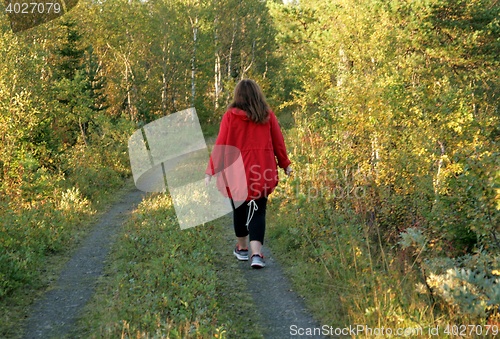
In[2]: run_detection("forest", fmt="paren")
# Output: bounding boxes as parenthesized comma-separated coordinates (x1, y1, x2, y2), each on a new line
(1, 0, 499, 337)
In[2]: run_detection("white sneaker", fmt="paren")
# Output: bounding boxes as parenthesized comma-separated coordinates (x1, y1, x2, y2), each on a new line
(250, 254, 265, 269)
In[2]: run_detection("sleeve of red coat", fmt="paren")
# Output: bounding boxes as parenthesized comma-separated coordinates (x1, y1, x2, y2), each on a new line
(206, 113, 230, 175)
(270, 112, 291, 169)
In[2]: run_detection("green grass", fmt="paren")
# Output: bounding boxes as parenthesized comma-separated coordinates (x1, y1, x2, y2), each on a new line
(266, 196, 432, 336)
(74, 192, 263, 338)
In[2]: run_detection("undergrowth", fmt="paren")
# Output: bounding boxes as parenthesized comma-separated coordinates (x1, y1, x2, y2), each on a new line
(0, 120, 133, 337)
(267, 124, 499, 338)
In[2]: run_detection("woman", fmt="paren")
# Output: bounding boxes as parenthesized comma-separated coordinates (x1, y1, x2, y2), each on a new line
(206, 79, 292, 268)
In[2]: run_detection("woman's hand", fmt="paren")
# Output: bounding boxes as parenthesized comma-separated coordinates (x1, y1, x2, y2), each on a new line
(285, 165, 293, 176)
(205, 174, 212, 187)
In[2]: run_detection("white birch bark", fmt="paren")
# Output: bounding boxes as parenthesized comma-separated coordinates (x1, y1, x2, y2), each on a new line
(190, 16, 198, 109)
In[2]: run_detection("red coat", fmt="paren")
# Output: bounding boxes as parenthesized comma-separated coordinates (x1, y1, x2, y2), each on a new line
(206, 108, 291, 201)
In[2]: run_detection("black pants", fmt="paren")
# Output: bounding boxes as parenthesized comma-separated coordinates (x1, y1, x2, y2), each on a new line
(231, 197, 267, 245)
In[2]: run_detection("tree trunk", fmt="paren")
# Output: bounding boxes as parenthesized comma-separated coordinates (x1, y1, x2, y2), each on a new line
(124, 58, 134, 122)
(161, 50, 168, 115)
(79, 117, 88, 147)
(190, 16, 198, 108)
(337, 46, 349, 87)
(227, 21, 236, 79)
(214, 51, 221, 109)
(434, 140, 446, 195)
(241, 40, 256, 79)
(214, 8, 221, 110)
(371, 133, 380, 179)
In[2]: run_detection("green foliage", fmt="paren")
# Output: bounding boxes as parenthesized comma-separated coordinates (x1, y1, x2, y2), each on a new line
(1, 1, 280, 333)
(0, 14, 135, 301)
(401, 228, 500, 320)
(268, 0, 500, 330)
(425, 256, 500, 319)
(1, 0, 499, 334)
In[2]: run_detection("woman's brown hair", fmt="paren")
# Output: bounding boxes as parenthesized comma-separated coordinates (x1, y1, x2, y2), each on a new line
(229, 79, 270, 123)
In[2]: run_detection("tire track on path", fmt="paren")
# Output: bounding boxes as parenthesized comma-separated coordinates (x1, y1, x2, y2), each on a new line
(22, 187, 145, 339)
(224, 226, 330, 339)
